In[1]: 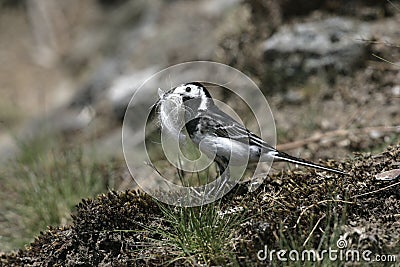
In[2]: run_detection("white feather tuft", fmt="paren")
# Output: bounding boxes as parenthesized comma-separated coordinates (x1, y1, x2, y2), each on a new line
(158, 93, 187, 143)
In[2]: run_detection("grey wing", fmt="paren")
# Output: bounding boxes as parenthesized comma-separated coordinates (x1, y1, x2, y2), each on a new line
(203, 107, 277, 153)
(197, 107, 346, 175)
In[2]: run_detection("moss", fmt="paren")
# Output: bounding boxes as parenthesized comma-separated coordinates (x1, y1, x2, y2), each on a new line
(1, 145, 399, 265)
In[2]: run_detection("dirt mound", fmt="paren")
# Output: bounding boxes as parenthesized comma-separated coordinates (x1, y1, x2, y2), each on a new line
(1, 145, 399, 266)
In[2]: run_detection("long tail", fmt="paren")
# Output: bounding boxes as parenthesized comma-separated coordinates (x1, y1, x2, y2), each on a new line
(273, 151, 346, 175)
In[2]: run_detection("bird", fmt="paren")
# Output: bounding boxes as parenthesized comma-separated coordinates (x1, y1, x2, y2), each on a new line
(157, 82, 345, 188)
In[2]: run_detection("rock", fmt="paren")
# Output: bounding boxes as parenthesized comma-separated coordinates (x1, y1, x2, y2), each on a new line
(106, 66, 161, 121)
(200, 0, 241, 17)
(392, 85, 400, 97)
(0, 133, 19, 163)
(262, 17, 370, 90)
(69, 0, 242, 121)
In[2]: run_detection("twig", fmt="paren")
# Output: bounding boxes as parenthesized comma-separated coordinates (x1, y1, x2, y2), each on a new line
(145, 161, 163, 177)
(351, 181, 400, 199)
(388, 0, 400, 13)
(372, 53, 400, 68)
(303, 214, 326, 247)
(277, 126, 400, 151)
(294, 199, 354, 228)
(357, 38, 400, 49)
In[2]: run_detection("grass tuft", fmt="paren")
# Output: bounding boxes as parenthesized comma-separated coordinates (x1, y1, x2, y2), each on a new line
(0, 135, 118, 250)
(148, 200, 247, 266)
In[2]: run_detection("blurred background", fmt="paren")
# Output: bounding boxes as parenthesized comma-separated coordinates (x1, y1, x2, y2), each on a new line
(0, 0, 399, 251)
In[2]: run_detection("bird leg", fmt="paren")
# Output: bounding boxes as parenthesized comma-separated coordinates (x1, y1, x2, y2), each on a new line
(214, 157, 230, 197)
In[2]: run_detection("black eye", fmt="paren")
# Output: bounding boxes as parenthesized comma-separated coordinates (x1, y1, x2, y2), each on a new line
(185, 87, 191, 92)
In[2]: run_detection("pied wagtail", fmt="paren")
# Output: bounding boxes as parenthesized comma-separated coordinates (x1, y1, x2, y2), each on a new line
(158, 82, 345, 180)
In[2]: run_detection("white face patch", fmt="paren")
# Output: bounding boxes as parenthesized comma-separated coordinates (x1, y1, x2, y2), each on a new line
(171, 83, 210, 111)
(198, 90, 208, 111)
(173, 84, 202, 98)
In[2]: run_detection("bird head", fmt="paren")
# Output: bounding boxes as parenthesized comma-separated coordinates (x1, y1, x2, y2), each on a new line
(169, 82, 214, 112)
(172, 82, 211, 100)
